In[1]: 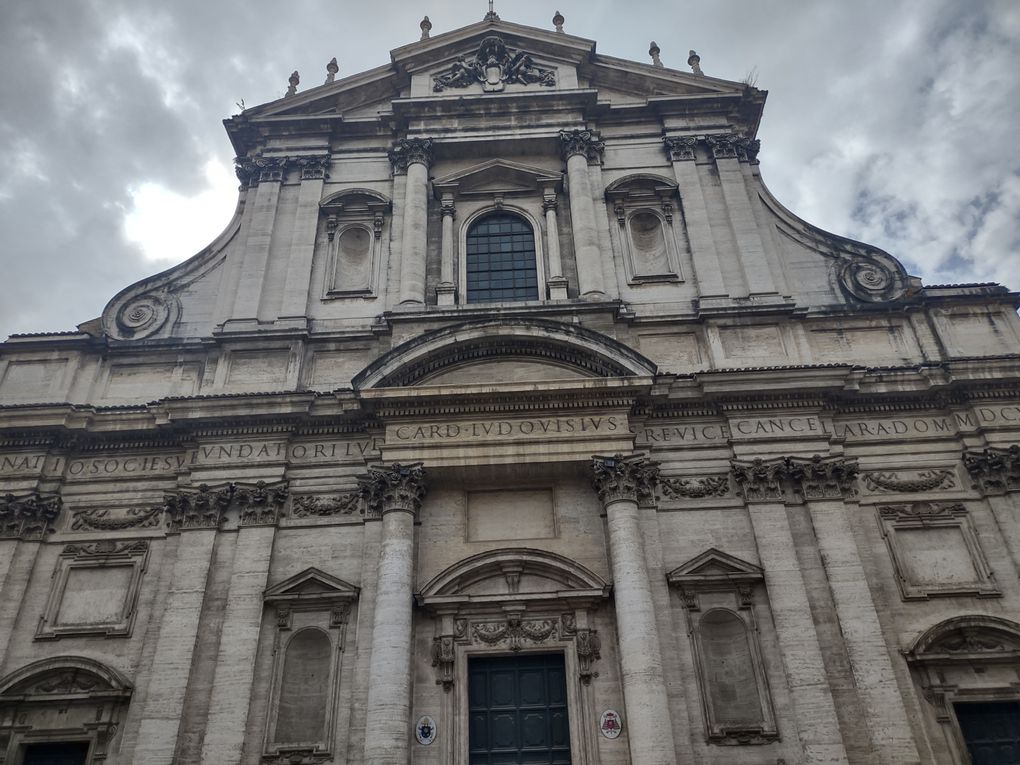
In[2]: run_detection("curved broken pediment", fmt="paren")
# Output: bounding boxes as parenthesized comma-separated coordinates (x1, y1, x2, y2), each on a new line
(0, 656, 132, 700)
(418, 547, 609, 605)
(353, 318, 657, 389)
(905, 615, 1020, 662)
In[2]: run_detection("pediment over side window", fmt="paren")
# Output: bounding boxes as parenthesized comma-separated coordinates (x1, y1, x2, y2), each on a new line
(264, 567, 360, 606)
(353, 318, 657, 389)
(667, 548, 764, 587)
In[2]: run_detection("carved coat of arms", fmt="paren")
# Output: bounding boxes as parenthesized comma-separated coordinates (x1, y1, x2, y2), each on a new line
(433, 35, 556, 92)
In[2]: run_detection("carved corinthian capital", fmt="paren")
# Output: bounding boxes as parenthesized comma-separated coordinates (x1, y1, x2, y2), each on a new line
(786, 455, 859, 500)
(730, 457, 788, 503)
(559, 129, 605, 164)
(388, 138, 434, 172)
(591, 454, 659, 505)
(663, 136, 698, 162)
(964, 446, 1020, 495)
(359, 462, 427, 515)
(0, 493, 61, 540)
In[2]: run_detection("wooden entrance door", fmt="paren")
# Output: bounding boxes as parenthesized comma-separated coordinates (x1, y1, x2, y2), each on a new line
(955, 701, 1020, 764)
(21, 742, 90, 765)
(468, 653, 571, 764)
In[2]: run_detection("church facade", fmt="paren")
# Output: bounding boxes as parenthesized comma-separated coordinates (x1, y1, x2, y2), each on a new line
(1, 11, 1020, 765)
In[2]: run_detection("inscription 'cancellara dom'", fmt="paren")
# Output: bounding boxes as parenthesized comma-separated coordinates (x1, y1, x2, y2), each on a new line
(433, 35, 556, 92)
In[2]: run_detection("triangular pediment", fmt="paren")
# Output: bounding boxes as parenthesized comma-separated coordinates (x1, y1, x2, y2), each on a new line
(667, 548, 764, 585)
(264, 567, 359, 603)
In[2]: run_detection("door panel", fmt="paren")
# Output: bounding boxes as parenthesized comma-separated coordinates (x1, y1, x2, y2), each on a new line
(468, 653, 571, 765)
(22, 742, 90, 765)
(955, 701, 1020, 765)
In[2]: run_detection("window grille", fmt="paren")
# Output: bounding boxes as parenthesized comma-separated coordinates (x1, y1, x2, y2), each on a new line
(465, 213, 538, 302)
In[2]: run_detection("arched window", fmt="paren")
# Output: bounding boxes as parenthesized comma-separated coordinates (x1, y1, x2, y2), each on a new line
(465, 213, 538, 303)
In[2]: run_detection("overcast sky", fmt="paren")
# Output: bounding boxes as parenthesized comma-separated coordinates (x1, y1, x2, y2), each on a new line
(1, 0, 1017, 338)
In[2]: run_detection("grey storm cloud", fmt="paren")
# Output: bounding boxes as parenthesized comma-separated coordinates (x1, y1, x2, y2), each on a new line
(1, 0, 1018, 337)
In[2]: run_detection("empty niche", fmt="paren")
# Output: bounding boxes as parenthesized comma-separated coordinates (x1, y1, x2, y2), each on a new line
(467, 488, 555, 542)
(628, 212, 670, 276)
(275, 628, 332, 745)
(333, 226, 373, 293)
(699, 609, 762, 726)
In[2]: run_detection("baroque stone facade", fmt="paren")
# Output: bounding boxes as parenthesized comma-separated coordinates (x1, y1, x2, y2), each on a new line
(1, 11, 1020, 765)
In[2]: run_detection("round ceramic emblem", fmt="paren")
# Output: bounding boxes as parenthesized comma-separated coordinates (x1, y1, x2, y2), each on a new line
(599, 709, 622, 739)
(415, 715, 437, 745)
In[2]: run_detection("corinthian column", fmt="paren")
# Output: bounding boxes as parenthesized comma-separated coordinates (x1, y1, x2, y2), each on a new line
(731, 458, 848, 764)
(788, 455, 920, 764)
(560, 130, 606, 297)
(591, 454, 677, 765)
(390, 139, 434, 305)
(360, 463, 427, 765)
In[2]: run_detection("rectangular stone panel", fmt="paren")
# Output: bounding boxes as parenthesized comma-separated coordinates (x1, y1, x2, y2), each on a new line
(225, 351, 289, 388)
(896, 527, 979, 585)
(56, 565, 133, 625)
(467, 488, 555, 541)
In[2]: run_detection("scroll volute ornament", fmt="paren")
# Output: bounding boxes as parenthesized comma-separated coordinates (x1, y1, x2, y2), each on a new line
(359, 462, 427, 515)
(591, 454, 659, 504)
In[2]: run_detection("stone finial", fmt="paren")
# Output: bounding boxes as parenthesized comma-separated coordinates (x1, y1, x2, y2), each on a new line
(325, 57, 339, 84)
(553, 10, 565, 33)
(285, 70, 300, 97)
(649, 41, 663, 67)
(688, 49, 703, 75)
(591, 454, 659, 505)
(420, 16, 432, 40)
(359, 463, 427, 515)
(484, 0, 500, 22)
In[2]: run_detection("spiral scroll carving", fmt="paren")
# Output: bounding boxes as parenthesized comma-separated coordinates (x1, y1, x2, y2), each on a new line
(839, 257, 906, 303)
(114, 292, 173, 338)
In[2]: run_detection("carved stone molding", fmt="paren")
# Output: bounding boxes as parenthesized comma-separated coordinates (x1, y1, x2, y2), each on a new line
(234, 155, 289, 185)
(561, 617, 602, 685)
(559, 129, 605, 164)
(663, 136, 698, 162)
(359, 463, 427, 516)
(0, 492, 61, 540)
(431, 635, 456, 690)
(473, 615, 558, 651)
(388, 138, 434, 172)
(863, 469, 957, 493)
(731, 455, 858, 501)
(660, 474, 730, 500)
(963, 445, 1020, 495)
(591, 453, 659, 505)
(70, 506, 163, 532)
(432, 35, 556, 92)
(291, 492, 361, 518)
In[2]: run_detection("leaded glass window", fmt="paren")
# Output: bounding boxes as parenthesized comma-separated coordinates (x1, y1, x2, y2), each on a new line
(466, 214, 538, 303)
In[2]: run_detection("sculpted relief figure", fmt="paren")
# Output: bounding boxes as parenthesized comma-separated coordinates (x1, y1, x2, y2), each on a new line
(433, 35, 555, 92)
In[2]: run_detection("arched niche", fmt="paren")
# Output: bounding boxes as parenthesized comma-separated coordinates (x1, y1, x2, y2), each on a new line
(319, 188, 392, 298)
(352, 317, 657, 389)
(605, 174, 686, 283)
(905, 615, 1020, 762)
(416, 548, 610, 765)
(0, 656, 132, 763)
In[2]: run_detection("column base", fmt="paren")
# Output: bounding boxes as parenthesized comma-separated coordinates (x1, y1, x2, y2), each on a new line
(436, 283, 456, 306)
(547, 276, 568, 301)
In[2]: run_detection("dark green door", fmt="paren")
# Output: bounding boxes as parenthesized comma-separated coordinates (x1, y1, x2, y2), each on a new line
(469, 653, 571, 764)
(956, 701, 1020, 764)
(22, 742, 90, 765)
